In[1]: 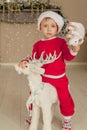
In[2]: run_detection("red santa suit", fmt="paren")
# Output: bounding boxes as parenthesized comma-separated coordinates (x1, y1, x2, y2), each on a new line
(26, 37, 76, 116)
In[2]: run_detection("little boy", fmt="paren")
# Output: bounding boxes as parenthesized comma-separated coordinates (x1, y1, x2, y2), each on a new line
(19, 11, 84, 130)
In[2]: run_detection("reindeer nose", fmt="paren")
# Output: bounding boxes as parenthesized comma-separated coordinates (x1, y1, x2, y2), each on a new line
(25, 62, 29, 68)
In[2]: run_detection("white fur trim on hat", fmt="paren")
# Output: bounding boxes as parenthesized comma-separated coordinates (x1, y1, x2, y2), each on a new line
(37, 11, 64, 33)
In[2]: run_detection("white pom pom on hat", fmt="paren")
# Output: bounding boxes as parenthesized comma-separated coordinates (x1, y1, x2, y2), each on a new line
(37, 11, 64, 33)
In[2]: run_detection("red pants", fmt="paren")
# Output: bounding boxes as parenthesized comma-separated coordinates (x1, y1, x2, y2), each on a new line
(42, 75, 75, 116)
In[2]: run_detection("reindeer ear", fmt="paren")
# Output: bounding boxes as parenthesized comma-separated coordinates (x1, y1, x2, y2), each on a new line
(38, 67, 45, 74)
(29, 64, 45, 74)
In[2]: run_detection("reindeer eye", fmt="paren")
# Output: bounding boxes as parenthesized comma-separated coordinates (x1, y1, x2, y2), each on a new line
(75, 41, 77, 43)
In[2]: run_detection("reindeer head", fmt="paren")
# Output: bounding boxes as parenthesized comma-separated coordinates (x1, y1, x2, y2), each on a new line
(15, 51, 61, 75)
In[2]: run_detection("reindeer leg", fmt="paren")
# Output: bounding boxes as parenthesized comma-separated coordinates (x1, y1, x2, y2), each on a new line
(29, 104, 40, 130)
(42, 103, 52, 130)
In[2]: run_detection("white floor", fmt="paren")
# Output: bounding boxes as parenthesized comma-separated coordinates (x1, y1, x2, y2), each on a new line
(0, 65, 87, 130)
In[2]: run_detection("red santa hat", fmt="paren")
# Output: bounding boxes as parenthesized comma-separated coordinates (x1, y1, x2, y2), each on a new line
(37, 11, 64, 33)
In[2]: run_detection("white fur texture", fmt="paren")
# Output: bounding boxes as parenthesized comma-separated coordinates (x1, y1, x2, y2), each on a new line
(15, 63, 57, 130)
(67, 22, 85, 46)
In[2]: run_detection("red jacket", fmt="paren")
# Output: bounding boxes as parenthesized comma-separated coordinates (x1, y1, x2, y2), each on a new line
(29, 37, 75, 76)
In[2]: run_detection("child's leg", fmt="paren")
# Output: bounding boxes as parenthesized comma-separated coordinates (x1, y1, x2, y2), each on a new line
(62, 116, 72, 130)
(58, 87, 74, 116)
(55, 77, 75, 130)
(56, 76, 75, 116)
(42, 75, 74, 130)
(43, 76, 75, 116)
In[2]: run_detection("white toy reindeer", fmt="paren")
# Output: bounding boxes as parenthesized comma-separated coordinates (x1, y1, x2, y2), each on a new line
(15, 51, 62, 130)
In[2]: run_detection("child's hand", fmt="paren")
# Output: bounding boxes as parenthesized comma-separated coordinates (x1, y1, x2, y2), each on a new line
(71, 45, 80, 52)
(18, 60, 28, 69)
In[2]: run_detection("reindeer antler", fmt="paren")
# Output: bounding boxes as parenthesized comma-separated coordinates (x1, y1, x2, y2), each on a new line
(32, 51, 62, 65)
(43, 51, 61, 64)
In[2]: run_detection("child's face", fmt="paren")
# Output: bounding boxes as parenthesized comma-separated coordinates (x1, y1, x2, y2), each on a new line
(40, 18, 58, 39)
